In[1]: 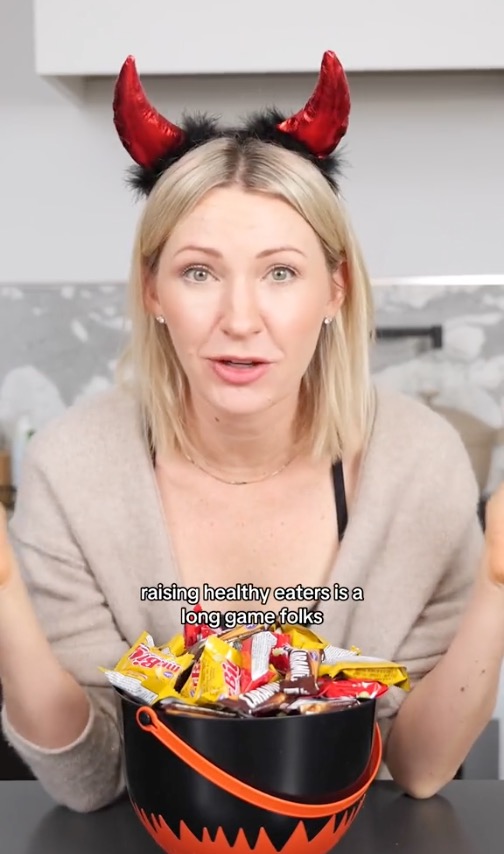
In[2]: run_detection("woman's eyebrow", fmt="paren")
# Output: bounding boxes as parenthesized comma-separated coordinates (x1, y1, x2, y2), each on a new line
(173, 244, 306, 258)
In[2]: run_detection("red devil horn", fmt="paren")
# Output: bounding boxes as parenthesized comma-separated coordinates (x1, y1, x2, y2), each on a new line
(113, 56, 186, 168)
(276, 51, 350, 158)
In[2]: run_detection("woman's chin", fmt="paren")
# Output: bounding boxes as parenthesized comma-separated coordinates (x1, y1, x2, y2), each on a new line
(203, 388, 277, 419)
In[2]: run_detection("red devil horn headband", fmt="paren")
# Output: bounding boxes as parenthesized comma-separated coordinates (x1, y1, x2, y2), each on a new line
(276, 51, 350, 157)
(113, 50, 351, 189)
(113, 56, 187, 167)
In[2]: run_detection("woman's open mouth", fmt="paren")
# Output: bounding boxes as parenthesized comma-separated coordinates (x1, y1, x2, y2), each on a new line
(209, 358, 271, 385)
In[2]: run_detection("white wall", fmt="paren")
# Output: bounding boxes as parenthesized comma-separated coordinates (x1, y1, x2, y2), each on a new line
(34, 0, 504, 75)
(2, 0, 504, 776)
(0, 1, 503, 286)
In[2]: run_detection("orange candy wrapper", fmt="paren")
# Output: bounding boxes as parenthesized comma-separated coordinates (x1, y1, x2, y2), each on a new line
(100, 615, 409, 714)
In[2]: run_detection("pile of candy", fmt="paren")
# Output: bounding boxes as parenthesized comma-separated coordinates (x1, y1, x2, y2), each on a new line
(101, 614, 410, 718)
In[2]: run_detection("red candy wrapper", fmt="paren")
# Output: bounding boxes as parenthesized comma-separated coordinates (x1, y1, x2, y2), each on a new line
(182, 604, 220, 650)
(240, 631, 278, 693)
(317, 678, 389, 700)
(269, 632, 293, 673)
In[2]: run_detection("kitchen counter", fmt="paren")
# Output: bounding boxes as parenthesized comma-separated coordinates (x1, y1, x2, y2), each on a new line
(2, 780, 503, 853)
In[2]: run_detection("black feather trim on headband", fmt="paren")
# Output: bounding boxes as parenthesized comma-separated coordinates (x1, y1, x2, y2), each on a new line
(126, 109, 343, 197)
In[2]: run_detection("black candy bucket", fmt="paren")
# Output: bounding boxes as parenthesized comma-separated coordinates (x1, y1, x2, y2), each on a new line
(118, 690, 382, 854)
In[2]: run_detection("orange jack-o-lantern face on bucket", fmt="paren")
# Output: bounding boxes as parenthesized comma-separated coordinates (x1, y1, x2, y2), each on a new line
(123, 700, 382, 854)
(132, 799, 365, 854)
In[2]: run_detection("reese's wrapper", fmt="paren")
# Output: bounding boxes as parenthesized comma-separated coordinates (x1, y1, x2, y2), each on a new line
(281, 648, 320, 695)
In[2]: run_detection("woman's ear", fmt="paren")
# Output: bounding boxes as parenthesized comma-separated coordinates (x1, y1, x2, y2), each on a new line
(142, 267, 162, 317)
(326, 259, 348, 316)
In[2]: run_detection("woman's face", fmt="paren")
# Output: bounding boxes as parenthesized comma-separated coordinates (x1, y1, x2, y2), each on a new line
(146, 186, 345, 418)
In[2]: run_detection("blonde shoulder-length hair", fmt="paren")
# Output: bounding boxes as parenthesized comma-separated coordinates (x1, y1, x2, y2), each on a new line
(116, 136, 377, 463)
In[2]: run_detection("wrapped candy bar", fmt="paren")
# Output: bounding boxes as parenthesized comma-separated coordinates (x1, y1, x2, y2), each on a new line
(240, 631, 278, 692)
(100, 614, 410, 717)
(100, 631, 194, 705)
(280, 648, 320, 695)
(317, 678, 390, 700)
(318, 646, 410, 690)
(180, 635, 242, 704)
(284, 697, 360, 714)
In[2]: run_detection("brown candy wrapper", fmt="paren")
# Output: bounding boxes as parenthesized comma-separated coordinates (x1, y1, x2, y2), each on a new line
(280, 648, 320, 695)
(221, 681, 286, 717)
(284, 697, 360, 715)
(158, 698, 239, 718)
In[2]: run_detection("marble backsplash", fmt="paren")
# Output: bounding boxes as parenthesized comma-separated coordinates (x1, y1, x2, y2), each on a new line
(1, 283, 504, 493)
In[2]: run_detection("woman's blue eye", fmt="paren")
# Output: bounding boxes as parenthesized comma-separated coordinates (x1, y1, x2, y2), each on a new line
(270, 266, 296, 282)
(183, 266, 210, 282)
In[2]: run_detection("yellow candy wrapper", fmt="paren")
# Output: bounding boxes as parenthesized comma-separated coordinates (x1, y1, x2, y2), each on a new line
(159, 633, 186, 657)
(319, 644, 410, 690)
(280, 625, 327, 650)
(100, 631, 194, 704)
(185, 635, 242, 705)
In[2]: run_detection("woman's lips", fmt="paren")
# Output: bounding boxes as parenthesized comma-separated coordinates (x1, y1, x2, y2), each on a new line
(209, 358, 271, 385)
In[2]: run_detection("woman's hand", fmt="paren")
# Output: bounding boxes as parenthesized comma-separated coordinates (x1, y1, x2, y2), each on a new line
(0, 503, 16, 590)
(485, 484, 504, 588)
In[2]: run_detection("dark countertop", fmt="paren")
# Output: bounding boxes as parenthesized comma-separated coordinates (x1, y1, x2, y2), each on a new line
(1, 780, 503, 854)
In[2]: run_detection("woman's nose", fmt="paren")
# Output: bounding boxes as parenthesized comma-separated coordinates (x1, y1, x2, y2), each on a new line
(219, 282, 263, 336)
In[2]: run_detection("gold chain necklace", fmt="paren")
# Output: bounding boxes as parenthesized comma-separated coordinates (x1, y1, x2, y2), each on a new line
(182, 451, 296, 485)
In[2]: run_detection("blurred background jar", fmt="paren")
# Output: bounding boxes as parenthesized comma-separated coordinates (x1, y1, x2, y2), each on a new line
(0, 430, 13, 510)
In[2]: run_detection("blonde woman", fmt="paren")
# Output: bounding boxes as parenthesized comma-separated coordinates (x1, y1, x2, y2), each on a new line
(1, 51, 504, 813)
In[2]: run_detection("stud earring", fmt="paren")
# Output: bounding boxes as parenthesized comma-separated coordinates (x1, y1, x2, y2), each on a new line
(323, 316, 333, 325)
(155, 315, 166, 324)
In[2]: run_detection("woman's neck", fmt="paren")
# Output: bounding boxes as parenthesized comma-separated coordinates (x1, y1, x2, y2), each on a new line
(182, 395, 301, 482)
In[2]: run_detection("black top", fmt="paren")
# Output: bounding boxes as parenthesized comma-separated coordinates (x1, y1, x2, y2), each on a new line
(332, 458, 348, 541)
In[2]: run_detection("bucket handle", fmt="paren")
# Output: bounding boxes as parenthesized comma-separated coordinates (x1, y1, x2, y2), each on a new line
(136, 705, 382, 818)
